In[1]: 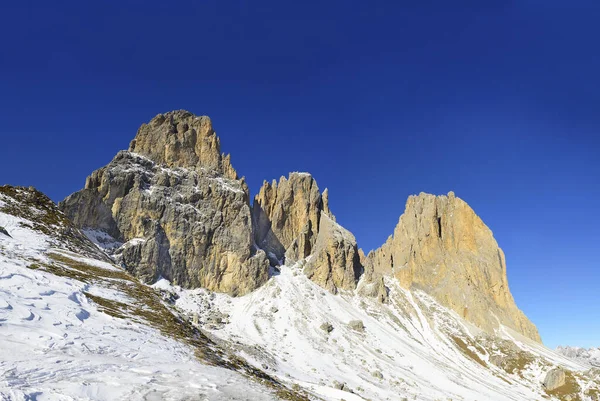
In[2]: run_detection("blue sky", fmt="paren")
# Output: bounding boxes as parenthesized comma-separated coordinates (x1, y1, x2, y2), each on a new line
(1, 1, 599, 348)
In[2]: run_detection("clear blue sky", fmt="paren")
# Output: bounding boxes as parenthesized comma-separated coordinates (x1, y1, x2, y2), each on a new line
(1, 1, 598, 348)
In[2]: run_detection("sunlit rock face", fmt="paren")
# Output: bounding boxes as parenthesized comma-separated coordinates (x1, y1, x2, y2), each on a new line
(252, 173, 363, 294)
(128, 110, 238, 179)
(60, 111, 269, 296)
(367, 191, 541, 342)
(252, 172, 330, 263)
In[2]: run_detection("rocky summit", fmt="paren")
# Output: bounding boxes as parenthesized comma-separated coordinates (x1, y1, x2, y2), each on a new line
(252, 173, 363, 293)
(252, 172, 331, 265)
(60, 111, 269, 295)
(61, 110, 536, 340)
(367, 191, 541, 341)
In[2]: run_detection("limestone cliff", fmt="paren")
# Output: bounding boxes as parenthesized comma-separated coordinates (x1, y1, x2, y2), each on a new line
(367, 192, 540, 341)
(128, 110, 238, 179)
(252, 173, 326, 263)
(58, 110, 540, 334)
(60, 111, 269, 296)
(253, 173, 363, 294)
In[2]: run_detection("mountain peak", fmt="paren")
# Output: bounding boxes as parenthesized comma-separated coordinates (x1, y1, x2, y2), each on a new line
(128, 110, 237, 179)
(368, 191, 541, 341)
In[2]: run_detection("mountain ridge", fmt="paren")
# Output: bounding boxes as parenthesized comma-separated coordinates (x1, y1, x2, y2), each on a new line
(59, 110, 539, 342)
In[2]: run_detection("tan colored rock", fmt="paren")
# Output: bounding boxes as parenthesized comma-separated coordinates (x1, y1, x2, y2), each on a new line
(357, 247, 388, 302)
(252, 174, 362, 294)
(60, 112, 269, 296)
(543, 368, 566, 391)
(303, 213, 361, 293)
(128, 110, 238, 179)
(368, 191, 541, 341)
(252, 173, 329, 263)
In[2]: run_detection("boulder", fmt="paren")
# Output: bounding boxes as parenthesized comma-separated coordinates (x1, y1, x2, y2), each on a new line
(0, 226, 10, 237)
(320, 322, 334, 333)
(543, 368, 566, 391)
(348, 320, 365, 332)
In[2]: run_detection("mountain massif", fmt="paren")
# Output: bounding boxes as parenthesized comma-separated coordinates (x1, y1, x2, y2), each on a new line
(60, 110, 536, 341)
(2, 110, 599, 400)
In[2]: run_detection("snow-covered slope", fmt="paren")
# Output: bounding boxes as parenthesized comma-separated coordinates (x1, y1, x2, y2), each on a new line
(165, 261, 599, 401)
(0, 186, 304, 401)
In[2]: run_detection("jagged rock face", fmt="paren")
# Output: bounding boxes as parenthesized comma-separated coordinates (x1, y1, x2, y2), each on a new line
(128, 110, 238, 180)
(252, 173, 332, 263)
(367, 192, 541, 342)
(60, 112, 269, 296)
(556, 346, 600, 367)
(304, 213, 362, 294)
(253, 173, 363, 294)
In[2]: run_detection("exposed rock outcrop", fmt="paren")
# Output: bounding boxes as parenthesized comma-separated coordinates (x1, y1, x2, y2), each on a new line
(367, 191, 541, 341)
(303, 213, 362, 294)
(253, 173, 362, 294)
(60, 111, 269, 295)
(128, 110, 238, 179)
(58, 110, 540, 333)
(252, 172, 331, 264)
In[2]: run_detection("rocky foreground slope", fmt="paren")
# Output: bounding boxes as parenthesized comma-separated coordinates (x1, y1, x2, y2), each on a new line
(0, 185, 307, 400)
(2, 110, 599, 400)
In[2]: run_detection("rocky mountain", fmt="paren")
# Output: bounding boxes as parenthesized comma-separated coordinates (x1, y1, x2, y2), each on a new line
(253, 173, 332, 265)
(60, 111, 367, 299)
(367, 192, 541, 342)
(4, 110, 599, 400)
(60, 111, 538, 340)
(3, 184, 600, 400)
(252, 173, 362, 294)
(60, 111, 270, 296)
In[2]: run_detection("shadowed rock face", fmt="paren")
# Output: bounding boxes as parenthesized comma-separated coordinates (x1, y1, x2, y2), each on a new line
(367, 191, 541, 342)
(60, 111, 269, 296)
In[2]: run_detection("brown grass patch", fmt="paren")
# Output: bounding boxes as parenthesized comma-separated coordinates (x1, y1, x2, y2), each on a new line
(35, 252, 310, 401)
(451, 336, 487, 368)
